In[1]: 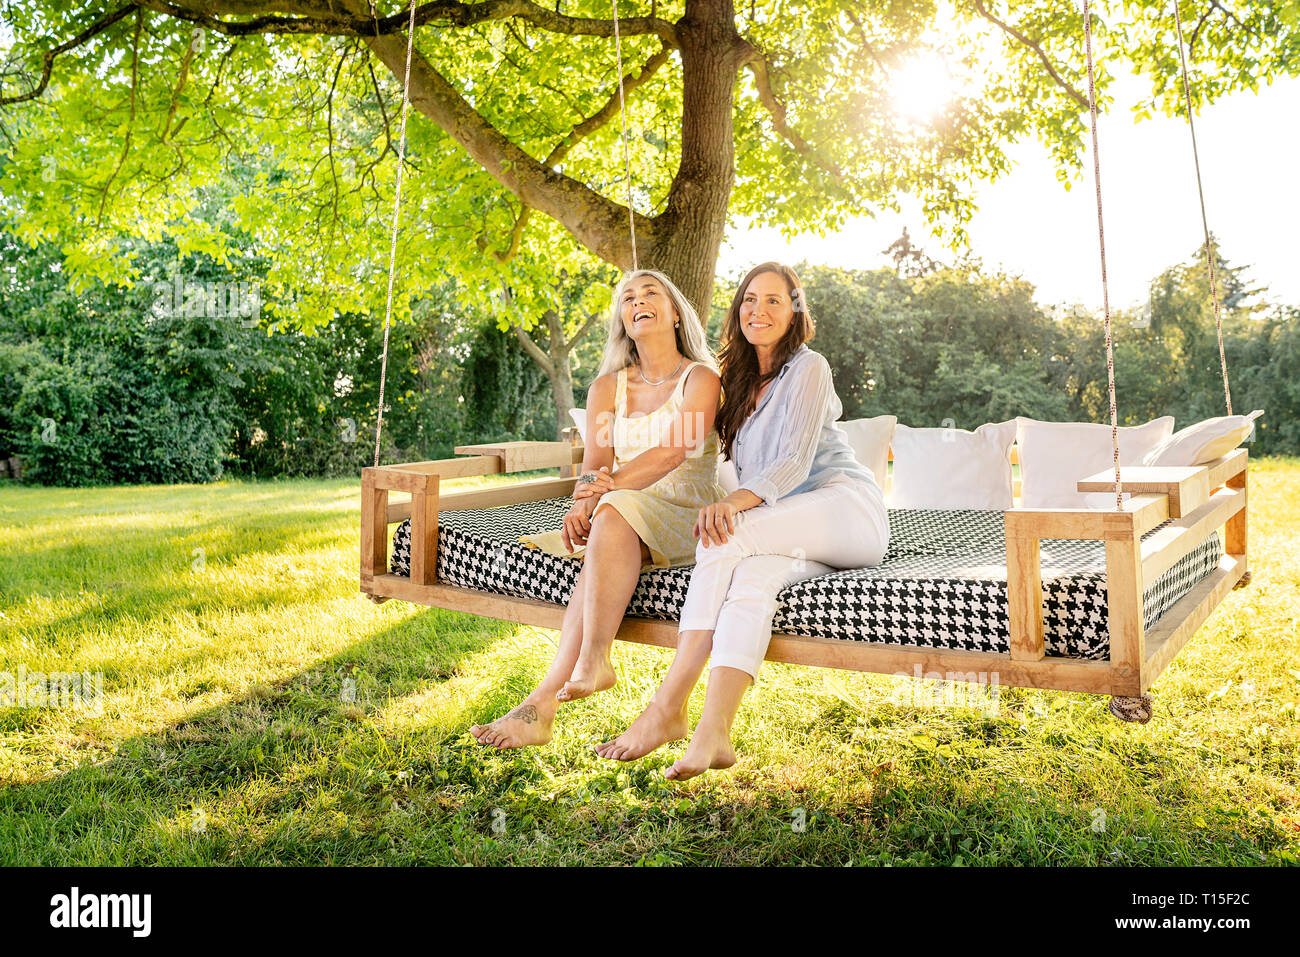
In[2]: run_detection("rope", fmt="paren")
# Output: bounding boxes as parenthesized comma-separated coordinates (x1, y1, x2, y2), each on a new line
(611, 0, 639, 270)
(1082, 0, 1123, 510)
(373, 0, 419, 468)
(1172, 0, 1233, 415)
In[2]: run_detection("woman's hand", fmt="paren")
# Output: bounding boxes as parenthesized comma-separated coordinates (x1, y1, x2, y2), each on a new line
(694, 499, 741, 548)
(562, 494, 599, 552)
(572, 466, 616, 500)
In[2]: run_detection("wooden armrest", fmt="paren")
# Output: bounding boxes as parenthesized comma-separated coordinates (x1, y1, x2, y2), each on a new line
(453, 440, 583, 473)
(1076, 448, 1248, 519)
(1076, 465, 1208, 518)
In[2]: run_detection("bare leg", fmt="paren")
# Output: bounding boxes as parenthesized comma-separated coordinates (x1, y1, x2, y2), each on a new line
(470, 570, 589, 748)
(665, 666, 749, 780)
(557, 506, 649, 702)
(595, 629, 712, 761)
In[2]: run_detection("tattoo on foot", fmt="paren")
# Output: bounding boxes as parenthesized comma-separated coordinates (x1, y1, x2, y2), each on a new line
(506, 704, 538, 724)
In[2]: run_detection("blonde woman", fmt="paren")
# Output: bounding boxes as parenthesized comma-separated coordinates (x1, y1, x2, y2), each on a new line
(471, 270, 724, 749)
(594, 262, 889, 779)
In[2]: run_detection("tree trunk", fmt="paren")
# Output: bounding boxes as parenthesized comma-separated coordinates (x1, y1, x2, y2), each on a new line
(547, 309, 576, 439)
(639, 0, 740, 317)
(550, 362, 576, 440)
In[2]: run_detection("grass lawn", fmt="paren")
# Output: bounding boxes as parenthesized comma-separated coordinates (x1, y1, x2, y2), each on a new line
(0, 460, 1297, 866)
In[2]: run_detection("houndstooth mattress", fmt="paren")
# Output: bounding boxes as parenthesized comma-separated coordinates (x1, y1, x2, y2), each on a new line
(389, 498, 1222, 660)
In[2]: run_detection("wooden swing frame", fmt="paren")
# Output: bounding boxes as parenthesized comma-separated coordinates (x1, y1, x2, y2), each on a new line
(358, 0, 1250, 710)
(359, 435, 1249, 701)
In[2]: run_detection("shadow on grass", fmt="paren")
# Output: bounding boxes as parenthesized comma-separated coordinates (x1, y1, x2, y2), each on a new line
(1, 604, 1289, 867)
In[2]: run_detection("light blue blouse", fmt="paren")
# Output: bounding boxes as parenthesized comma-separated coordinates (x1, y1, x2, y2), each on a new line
(733, 345, 884, 509)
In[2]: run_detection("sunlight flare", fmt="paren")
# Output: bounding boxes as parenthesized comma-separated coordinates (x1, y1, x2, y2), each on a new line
(890, 53, 956, 123)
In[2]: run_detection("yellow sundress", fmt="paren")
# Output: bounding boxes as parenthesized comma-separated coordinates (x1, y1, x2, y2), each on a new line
(520, 361, 724, 568)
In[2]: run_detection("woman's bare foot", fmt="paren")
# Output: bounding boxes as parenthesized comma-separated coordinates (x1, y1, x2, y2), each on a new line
(665, 722, 736, 781)
(556, 652, 616, 702)
(470, 695, 556, 749)
(594, 700, 689, 761)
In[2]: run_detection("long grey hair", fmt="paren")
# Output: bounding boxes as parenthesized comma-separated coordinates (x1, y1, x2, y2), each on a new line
(596, 269, 717, 377)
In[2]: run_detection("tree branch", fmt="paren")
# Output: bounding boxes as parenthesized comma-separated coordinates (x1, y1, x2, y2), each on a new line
(363, 24, 647, 267)
(969, 0, 1089, 110)
(545, 42, 672, 170)
(135, 0, 678, 45)
(511, 316, 555, 375)
(98, 10, 144, 224)
(492, 205, 533, 262)
(743, 48, 848, 185)
(325, 42, 350, 229)
(493, 41, 672, 263)
(0, 3, 141, 107)
(565, 308, 603, 352)
(159, 26, 196, 140)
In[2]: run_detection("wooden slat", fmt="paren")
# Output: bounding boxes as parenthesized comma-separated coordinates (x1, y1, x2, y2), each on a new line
(559, 427, 583, 478)
(441, 476, 579, 511)
(1077, 465, 1210, 518)
(1204, 448, 1248, 490)
(1129, 493, 1173, 536)
(1142, 554, 1246, 689)
(757, 636, 1116, 694)
(408, 478, 439, 585)
(1225, 463, 1247, 569)
(364, 576, 569, 626)
(382, 471, 583, 525)
(1140, 487, 1245, 585)
(363, 575, 1121, 694)
(359, 473, 387, 583)
(382, 455, 502, 479)
(366, 466, 443, 493)
(1005, 531, 1044, 661)
(453, 441, 584, 472)
(1104, 531, 1145, 695)
(1005, 508, 1108, 540)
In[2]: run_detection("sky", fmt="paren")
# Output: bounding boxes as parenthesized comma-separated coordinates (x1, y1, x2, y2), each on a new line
(720, 75, 1300, 314)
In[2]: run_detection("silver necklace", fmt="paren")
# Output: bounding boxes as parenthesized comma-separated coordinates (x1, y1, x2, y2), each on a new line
(637, 355, 684, 386)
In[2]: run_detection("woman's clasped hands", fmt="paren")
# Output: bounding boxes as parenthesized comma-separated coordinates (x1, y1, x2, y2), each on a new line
(563, 466, 615, 551)
(694, 498, 740, 548)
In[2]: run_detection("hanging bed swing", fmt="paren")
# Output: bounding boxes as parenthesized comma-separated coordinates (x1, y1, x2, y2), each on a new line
(358, 0, 1252, 724)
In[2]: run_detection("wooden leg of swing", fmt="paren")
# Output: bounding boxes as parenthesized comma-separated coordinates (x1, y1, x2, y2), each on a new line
(1006, 531, 1045, 664)
(1227, 466, 1250, 588)
(360, 469, 389, 593)
(1105, 523, 1149, 720)
(408, 474, 440, 586)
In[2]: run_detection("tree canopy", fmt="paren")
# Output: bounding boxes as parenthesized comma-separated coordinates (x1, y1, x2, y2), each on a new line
(1, 1, 1297, 316)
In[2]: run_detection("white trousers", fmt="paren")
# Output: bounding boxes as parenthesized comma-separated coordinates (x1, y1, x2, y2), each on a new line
(678, 478, 889, 680)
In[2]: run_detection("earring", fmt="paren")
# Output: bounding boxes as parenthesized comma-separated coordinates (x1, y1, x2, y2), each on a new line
(674, 321, 680, 328)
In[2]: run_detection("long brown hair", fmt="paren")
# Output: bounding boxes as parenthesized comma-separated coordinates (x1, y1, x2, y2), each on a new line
(716, 262, 816, 461)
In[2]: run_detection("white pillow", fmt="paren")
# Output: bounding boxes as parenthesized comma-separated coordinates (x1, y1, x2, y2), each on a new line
(717, 455, 740, 494)
(570, 405, 737, 494)
(568, 407, 587, 442)
(1016, 416, 1174, 508)
(890, 419, 1018, 509)
(837, 414, 897, 488)
(1142, 410, 1263, 467)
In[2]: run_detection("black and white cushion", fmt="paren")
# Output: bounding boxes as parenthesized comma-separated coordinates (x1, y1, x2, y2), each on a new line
(389, 499, 1223, 661)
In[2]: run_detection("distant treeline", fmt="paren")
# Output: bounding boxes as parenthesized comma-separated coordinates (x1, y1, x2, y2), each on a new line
(1, 229, 1295, 486)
